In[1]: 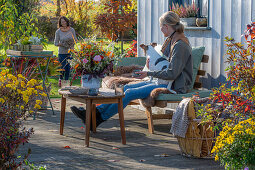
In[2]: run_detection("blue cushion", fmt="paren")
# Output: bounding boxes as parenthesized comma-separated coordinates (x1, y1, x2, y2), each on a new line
(190, 46, 205, 89)
(156, 89, 212, 101)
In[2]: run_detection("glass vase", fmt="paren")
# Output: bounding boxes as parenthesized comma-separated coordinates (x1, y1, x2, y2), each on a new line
(81, 74, 101, 96)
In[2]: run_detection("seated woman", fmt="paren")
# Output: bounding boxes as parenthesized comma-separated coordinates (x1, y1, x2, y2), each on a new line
(71, 11, 193, 127)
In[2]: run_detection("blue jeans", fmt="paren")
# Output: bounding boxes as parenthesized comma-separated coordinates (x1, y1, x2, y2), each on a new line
(59, 54, 72, 80)
(97, 81, 167, 120)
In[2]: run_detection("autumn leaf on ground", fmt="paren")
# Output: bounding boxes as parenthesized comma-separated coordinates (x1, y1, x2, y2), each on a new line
(64, 146, 71, 149)
(107, 160, 120, 162)
(154, 153, 169, 157)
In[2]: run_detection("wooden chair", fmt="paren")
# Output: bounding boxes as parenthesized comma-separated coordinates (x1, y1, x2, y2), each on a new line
(115, 47, 212, 134)
(142, 54, 211, 134)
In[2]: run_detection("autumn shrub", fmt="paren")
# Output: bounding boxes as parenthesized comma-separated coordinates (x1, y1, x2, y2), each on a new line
(196, 22, 255, 169)
(211, 118, 255, 169)
(0, 70, 45, 169)
(35, 16, 56, 41)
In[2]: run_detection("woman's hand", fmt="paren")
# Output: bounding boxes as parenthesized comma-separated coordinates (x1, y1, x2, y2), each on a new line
(134, 71, 148, 79)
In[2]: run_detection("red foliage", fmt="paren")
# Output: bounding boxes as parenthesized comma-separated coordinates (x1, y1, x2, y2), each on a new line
(123, 40, 137, 57)
(197, 22, 255, 125)
(95, 0, 137, 41)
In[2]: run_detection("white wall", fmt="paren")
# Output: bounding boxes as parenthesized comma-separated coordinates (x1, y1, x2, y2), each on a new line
(138, 0, 253, 88)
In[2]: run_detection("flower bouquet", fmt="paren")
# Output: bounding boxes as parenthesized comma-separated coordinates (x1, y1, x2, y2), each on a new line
(68, 41, 115, 94)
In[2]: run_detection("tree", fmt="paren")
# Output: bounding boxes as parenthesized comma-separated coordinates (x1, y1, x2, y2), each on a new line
(0, 0, 41, 56)
(61, 0, 96, 38)
(56, 0, 61, 17)
(95, 0, 137, 53)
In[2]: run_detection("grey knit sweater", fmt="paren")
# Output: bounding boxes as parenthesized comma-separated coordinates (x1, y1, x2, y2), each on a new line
(147, 40, 193, 94)
(54, 27, 77, 54)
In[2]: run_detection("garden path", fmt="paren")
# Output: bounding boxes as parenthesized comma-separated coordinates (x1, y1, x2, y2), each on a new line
(19, 99, 223, 170)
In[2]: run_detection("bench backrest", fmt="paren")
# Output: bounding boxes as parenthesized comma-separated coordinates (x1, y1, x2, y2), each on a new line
(193, 54, 208, 89)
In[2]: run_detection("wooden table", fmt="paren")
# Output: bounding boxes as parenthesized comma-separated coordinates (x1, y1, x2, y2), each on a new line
(58, 88, 126, 147)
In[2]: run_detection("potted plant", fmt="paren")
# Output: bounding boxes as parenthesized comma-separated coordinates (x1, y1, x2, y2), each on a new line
(68, 40, 115, 95)
(17, 37, 32, 51)
(195, 22, 255, 169)
(170, 2, 199, 27)
(29, 36, 44, 52)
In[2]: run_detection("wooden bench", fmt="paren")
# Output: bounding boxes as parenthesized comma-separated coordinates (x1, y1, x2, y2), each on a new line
(115, 47, 212, 134)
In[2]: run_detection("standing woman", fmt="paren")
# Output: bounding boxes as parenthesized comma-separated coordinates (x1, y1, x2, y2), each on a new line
(54, 16, 77, 87)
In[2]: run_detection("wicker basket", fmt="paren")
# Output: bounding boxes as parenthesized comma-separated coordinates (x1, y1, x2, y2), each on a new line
(176, 100, 216, 158)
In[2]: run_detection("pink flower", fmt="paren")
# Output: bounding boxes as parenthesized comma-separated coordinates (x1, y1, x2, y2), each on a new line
(82, 58, 88, 64)
(93, 55, 102, 62)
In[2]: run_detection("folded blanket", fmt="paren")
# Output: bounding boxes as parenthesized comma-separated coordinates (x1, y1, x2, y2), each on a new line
(113, 65, 144, 76)
(102, 76, 143, 89)
(170, 98, 191, 138)
(139, 88, 173, 108)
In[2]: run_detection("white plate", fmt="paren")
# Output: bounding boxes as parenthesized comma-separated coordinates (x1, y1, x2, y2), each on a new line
(69, 88, 89, 95)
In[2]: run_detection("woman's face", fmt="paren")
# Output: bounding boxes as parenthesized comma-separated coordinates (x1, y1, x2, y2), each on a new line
(61, 19, 67, 27)
(160, 24, 174, 37)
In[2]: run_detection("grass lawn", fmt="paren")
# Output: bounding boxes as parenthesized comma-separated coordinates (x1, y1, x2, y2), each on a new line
(48, 76, 81, 98)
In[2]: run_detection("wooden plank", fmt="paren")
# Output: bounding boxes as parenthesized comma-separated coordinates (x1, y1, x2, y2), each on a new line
(201, 55, 209, 63)
(68, 96, 87, 104)
(129, 100, 140, 105)
(194, 82, 202, 88)
(92, 104, 97, 133)
(92, 99, 118, 104)
(197, 70, 206, 76)
(154, 100, 167, 108)
(85, 99, 92, 147)
(118, 97, 126, 145)
(166, 101, 181, 103)
(145, 107, 154, 134)
(60, 96, 66, 135)
(152, 114, 172, 120)
(6, 49, 53, 56)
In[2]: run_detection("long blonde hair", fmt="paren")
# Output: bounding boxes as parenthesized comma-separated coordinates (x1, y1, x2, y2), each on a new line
(159, 11, 184, 33)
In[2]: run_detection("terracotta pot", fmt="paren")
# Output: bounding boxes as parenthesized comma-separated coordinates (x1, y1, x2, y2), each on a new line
(30, 45, 43, 52)
(196, 18, 207, 27)
(23, 45, 30, 51)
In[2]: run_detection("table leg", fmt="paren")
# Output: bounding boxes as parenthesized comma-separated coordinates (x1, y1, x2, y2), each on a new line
(92, 104, 97, 133)
(60, 95, 66, 135)
(85, 99, 92, 147)
(118, 97, 126, 145)
(36, 57, 55, 115)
